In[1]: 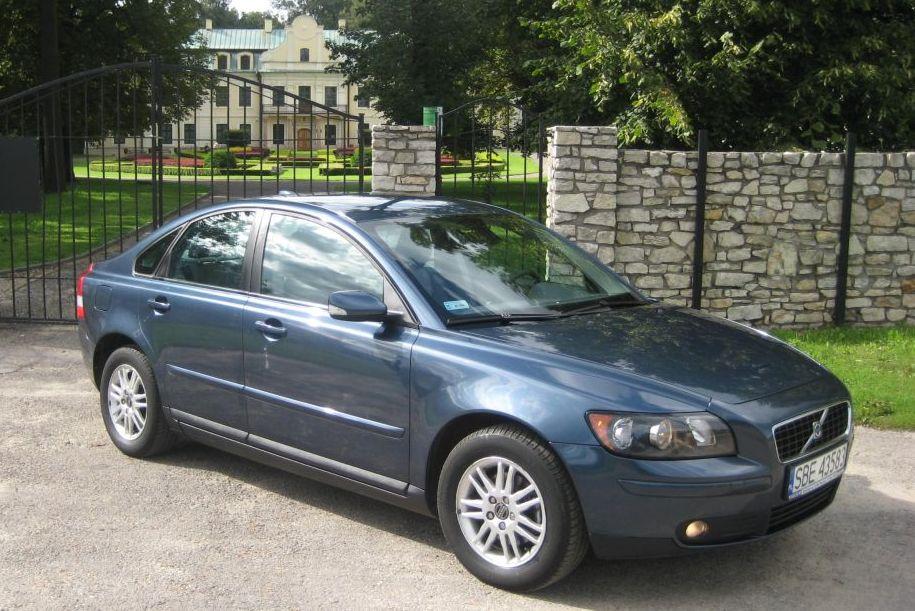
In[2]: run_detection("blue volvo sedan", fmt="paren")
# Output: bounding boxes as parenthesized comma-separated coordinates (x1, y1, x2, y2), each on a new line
(78, 196, 852, 590)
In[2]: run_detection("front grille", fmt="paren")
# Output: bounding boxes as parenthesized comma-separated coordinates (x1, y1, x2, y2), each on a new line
(767, 481, 839, 534)
(773, 403, 850, 462)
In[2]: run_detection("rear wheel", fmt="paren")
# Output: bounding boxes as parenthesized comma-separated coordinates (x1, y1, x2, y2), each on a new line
(100, 346, 180, 457)
(437, 424, 588, 591)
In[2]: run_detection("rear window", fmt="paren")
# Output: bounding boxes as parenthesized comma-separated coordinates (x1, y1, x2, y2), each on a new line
(134, 229, 179, 275)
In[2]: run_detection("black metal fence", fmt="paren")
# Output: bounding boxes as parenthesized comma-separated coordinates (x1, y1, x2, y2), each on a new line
(434, 98, 545, 222)
(0, 59, 367, 322)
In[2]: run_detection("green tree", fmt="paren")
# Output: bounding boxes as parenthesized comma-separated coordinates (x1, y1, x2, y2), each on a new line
(531, 0, 915, 149)
(273, 0, 361, 28)
(327, 0, 490, 124)
(0, 0, 207, 189)
(200, 0, 278, 28)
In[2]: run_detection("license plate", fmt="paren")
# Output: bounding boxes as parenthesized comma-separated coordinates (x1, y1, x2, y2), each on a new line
(787, 443, 847, 500)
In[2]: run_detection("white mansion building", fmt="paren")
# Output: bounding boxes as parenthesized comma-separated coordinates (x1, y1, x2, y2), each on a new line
(187, 14, 382, 151)
(92, 14, 381, 154)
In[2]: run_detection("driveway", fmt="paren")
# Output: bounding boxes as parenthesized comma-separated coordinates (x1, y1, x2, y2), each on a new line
(0, 324, 913, 609)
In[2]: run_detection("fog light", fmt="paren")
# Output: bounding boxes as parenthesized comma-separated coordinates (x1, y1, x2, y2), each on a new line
(685, 520, 709, 538)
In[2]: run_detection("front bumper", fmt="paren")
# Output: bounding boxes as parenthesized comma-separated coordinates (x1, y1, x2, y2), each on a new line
(554, 431, 851, 559)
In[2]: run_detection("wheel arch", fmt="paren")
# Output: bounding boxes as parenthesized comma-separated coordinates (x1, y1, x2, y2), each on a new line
(92, 333, 142, 387)
(424, 411, 556, 515)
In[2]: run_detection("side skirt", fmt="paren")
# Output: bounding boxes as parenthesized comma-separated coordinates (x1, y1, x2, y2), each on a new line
(173, 417, 434, 518)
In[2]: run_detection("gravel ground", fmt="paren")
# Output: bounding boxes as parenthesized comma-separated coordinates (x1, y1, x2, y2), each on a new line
(1, 323, 913, 610)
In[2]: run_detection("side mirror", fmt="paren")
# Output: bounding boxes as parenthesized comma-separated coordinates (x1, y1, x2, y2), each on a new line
(328, 290, 394, 323)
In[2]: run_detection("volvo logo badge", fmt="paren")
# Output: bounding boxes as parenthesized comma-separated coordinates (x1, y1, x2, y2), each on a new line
(811, 421, 823, 440)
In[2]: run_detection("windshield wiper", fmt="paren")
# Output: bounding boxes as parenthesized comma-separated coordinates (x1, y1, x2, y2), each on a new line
(555, 294, 647, 316)
(446, 312, 563, 327)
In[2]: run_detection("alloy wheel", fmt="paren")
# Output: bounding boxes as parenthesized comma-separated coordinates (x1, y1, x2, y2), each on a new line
(455, 456, 546, 568)
(107, 364, 148, 441)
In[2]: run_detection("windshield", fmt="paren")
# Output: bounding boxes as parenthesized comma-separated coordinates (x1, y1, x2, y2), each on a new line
(360, 211, 639, 323)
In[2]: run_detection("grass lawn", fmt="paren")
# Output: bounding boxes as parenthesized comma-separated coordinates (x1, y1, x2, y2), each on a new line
(774, 326, 915, 430)
(1, 179, 208, 271)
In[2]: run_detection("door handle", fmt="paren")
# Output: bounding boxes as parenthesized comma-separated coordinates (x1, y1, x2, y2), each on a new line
(255, 319, 287, 337)
(147, 296, 171, 313)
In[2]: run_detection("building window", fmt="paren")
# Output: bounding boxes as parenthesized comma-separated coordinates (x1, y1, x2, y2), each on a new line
(239, 54, 251, 70)
(114, 133, 125, 145)
(216, 123, 228, 144)
(324, 86, 337, 108)
(272, 123, 285, 145)
(272, 86, 285, 106)
(161, 124, 173, 145)
(325, 124, 336, 146)
(239, 87, 251, 107)
(239, 124, 252, 144)
(184, 123, 196, 145)
(297, 86, 312, 113)
(299, 48, 309, 62)
(216, 54, 228, 70)
(214, 86, 229, 107)
(356, 93, 370, 109)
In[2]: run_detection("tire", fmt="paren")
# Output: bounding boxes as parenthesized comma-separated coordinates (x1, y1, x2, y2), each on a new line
(99, 346, 180, 458)
(437, 424, 588, 591)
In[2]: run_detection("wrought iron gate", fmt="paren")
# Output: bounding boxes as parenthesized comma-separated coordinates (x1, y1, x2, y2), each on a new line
(0, 59, 367, 322)
(434, 98, 545, 222)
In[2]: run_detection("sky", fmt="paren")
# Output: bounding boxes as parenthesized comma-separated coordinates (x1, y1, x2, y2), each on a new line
(229, 0, 276, 13)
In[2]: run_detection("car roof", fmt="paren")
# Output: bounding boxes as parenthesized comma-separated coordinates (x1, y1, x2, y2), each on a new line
(218, 194, 506, 224)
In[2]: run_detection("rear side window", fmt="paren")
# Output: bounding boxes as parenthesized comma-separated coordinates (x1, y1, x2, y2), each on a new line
(166, 211, 256, 289)
(260, 214, 383, 305)
(134, 229, 178, 275)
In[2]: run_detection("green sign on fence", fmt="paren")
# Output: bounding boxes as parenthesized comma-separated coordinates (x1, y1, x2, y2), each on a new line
(423, 106, 442, 128)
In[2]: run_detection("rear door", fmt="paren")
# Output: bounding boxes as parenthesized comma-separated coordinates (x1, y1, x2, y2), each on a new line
(140, 208, 258, 436)
(242, 212, 417, 487)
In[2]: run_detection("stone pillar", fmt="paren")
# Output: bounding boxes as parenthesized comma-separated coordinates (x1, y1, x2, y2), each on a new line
(546, 126, 618, 261)
(371, 125, 437, 196)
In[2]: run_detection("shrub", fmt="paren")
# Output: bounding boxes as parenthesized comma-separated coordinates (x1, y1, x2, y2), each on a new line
(225, 129, 250, 148)
(204, 149, 237, 169)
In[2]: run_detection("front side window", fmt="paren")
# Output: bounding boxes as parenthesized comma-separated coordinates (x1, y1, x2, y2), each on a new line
(239, 87, 251, 107)
(272, 123, 285, 145)
(325, 124, 336, 145)
(215, 123, 229, 144)
(160, 124, 173, 145)
(167, 211, 256, 289)
(216, 54, 228, 70)
(299, 48, 310, 62)
(356, 93, 370, 108)
(360, 212, 637, 322)
(240, 54, 251, 70)
(260, 214, 383, 305)
(135, 229, 179, 275)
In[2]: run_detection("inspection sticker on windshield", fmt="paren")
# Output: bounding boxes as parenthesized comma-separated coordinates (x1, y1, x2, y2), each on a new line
(443, 300, 469, 311)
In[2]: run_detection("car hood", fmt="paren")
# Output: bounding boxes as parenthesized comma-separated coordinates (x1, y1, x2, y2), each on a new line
(461, 305, 826, 405)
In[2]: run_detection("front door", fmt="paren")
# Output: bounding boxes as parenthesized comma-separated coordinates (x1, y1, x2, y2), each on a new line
(297, 128, 311, 150)
(141, 209, 258, 436)
(242, 212, 416, 487)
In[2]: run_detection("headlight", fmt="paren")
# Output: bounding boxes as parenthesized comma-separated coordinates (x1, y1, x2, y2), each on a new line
(586, 412, 736, 458)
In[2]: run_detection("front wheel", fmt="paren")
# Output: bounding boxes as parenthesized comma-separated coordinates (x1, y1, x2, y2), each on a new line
(437, 425, 588, 591)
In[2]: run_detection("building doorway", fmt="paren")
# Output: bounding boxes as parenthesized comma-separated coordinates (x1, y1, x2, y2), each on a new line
(297, 128, 312, 150)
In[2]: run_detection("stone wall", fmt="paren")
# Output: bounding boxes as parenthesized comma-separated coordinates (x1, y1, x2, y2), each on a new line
(370, 125, 437, 196)
(547, 125, 915, 328)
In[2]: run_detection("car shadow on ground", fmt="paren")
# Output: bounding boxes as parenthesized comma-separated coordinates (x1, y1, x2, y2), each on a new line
(151, 442, 449, 552)
(153, 443, 915, 607)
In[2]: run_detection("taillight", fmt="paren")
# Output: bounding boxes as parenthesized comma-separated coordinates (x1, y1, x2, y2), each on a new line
(76, 263, 94, 319)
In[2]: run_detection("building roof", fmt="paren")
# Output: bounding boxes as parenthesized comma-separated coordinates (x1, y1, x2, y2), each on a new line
(195, 28, 345, 51)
